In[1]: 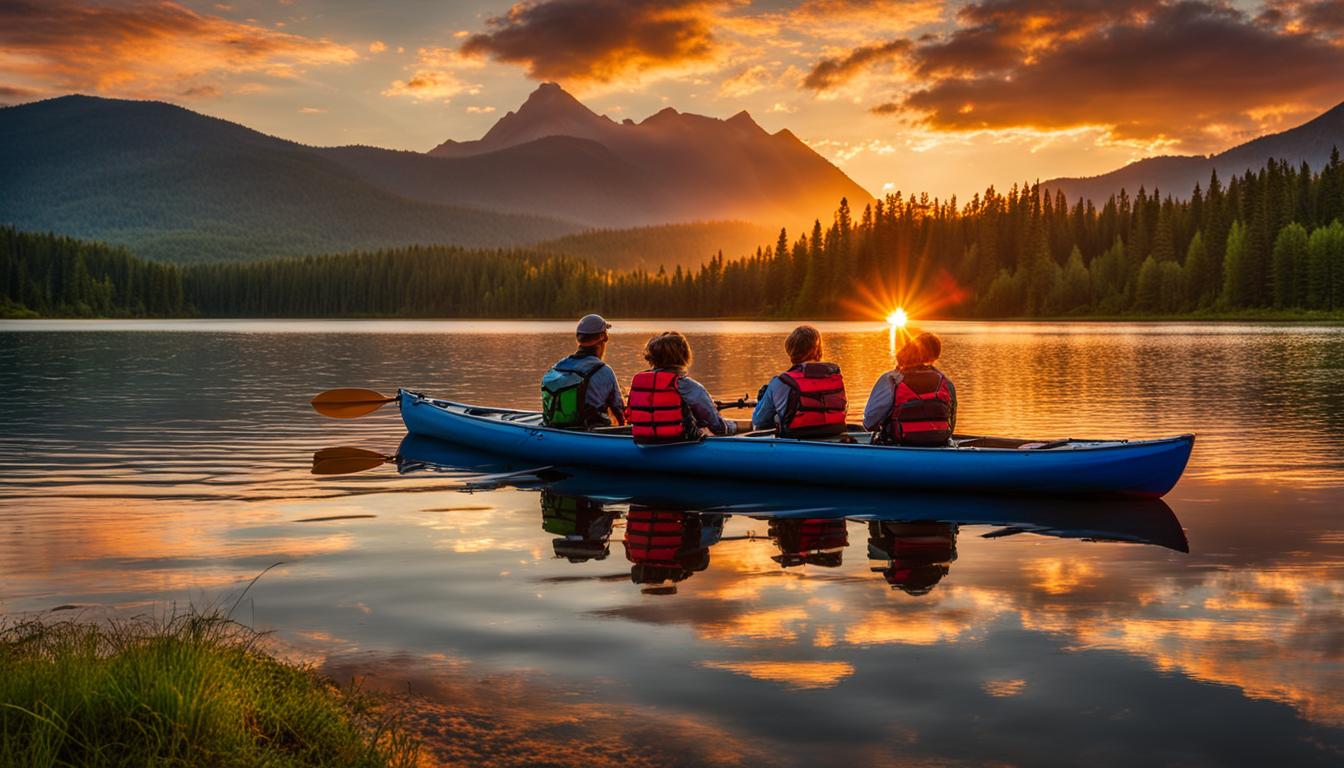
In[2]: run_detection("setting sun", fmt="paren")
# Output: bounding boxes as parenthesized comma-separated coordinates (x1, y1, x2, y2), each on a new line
(886, 308, 908, 328)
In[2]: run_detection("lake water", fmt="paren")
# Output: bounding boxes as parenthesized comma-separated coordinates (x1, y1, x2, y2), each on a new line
(1, 320, 1342, 766)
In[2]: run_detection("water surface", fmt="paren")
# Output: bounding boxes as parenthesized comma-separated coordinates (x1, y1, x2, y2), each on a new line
(1, 320, 1341, 766)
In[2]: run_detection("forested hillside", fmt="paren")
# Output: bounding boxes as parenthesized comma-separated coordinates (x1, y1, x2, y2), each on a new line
(1045, 101, 1344, 205)
(180, 152, 1344, 318)
(532, 222, 774, 271)
(0, 96, 579, 262)
(5, 154, 1344, 319)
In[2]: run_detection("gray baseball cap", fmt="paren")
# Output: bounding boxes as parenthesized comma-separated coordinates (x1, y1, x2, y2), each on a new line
(576, 314, 612, 334)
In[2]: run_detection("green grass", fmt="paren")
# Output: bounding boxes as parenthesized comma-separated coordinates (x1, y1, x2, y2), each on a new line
(0, 612, 418, 768)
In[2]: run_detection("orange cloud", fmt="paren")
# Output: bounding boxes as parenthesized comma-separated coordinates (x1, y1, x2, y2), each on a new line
(382, 46, 483, 102)
(0, 0, 358, 100)
(460, 0, 723, 83)
(803, 39, 910, 90)
(698, 660, 855, 689)
(857, 0, 1344, 151)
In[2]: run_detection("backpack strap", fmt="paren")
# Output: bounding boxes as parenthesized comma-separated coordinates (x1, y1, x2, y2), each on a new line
(554, 355, 607, 379)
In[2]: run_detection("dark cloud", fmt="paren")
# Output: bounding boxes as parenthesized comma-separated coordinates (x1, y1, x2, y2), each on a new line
(914, 0, 1159, 76)
(461, 0, 721, 82)
(803, 39, 911, 90)
(0, 85, 41, 105)
(180, 85, 222, 99)
(868, 0, 1344, 149)
(803, 0, 1157, 89)
(1295, 0, 1344, 30)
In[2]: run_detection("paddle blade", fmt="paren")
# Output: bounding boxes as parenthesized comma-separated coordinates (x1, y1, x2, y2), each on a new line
(311, 388, 397, 419)
(311, 446, 391, 475)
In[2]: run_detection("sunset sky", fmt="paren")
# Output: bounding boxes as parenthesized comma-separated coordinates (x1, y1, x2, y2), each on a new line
(3, 0, 1343, 199)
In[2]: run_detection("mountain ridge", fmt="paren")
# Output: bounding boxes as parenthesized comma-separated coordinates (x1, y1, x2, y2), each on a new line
(1043, 101, 1344, 202)
(1, 85, 872, 262)
(0, 94, 582, 262)
(405, 82, 872, 227)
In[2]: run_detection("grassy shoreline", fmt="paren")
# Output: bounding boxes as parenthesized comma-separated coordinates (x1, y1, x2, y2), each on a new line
(0, 612, 418, 768)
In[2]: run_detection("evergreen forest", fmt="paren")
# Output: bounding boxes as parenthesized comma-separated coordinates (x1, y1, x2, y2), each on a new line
(4, 153, 1344, 319)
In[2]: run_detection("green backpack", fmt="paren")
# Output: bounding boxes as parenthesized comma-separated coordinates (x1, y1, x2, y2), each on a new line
(541, 356, 606, 428)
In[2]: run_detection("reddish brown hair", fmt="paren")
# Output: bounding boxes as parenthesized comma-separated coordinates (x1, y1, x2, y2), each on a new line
(643, 331, 692, 369)
(785, 325, 823, 364)
(897, 332, 942, 371)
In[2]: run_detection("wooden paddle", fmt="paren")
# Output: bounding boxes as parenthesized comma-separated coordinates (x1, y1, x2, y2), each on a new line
(311, 388, 397, 419)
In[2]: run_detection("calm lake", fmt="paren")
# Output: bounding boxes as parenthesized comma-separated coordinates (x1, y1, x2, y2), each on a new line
(2, 320, 1342, 766)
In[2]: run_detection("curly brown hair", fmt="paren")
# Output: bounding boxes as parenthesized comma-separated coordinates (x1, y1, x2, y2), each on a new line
(643, 331, 692, 369)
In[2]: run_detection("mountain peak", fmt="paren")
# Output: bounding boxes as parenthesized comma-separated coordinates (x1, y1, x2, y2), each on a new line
(465, 81, 613, 152)
(642, 106, 682, 125)
(726, 110, 764, 133)
(517, 82, 593, 117)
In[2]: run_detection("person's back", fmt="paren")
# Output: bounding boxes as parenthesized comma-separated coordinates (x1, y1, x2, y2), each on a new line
(752, 325, 848, 439)
(628, 331, 738, 443)
(862, 332, 957, 446)
(540, 314, 625, 430)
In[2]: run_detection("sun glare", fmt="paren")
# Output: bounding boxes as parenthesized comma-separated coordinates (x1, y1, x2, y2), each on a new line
(887, 308, 908, 328)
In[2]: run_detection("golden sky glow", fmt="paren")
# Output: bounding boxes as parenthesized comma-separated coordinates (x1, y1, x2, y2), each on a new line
(3, 1, 1343, 199)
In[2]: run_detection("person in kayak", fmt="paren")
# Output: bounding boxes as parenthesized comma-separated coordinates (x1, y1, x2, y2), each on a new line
(540, 313, 625, 430)
(767, 517, 848, 568)
(866, 521, 958, 595)
(627, 331, 737, 442)
(752, 324, 848, 438)
(624, 508, 725, 595)
(863, 331, 957, 446)
(540, 490, 616, 563)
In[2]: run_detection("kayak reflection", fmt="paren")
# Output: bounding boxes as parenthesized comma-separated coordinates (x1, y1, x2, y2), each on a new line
(394, 436, 1189, 593)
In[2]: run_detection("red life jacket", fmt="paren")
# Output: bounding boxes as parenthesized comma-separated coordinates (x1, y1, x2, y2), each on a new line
(777, 362, 847, 438)
(886, 368, 952, 446)
(627, 369, 693, 444)
(624, 509, 687, 566)
(769, 518, 849, 568)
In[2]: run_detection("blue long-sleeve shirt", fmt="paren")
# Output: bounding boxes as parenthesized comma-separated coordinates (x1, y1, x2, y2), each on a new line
(862, 367, 957, 433)
(752, 376, 793, 430)
(678, 373, 737, 436)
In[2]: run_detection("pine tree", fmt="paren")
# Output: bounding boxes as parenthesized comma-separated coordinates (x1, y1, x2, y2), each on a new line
(1055, 246, 1091, 314)
(1222, 220, 1250, 307)
(1135, 255, 1161, 311)
(1271, 223, 1309, 308)
(1182, 231, 1215, 308)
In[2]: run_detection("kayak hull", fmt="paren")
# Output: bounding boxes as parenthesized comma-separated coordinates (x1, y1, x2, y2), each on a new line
(398, 391, 1194, 498)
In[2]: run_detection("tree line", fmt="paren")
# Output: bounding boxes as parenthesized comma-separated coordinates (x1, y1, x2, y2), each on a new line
(4, 152, 1344, 319)
(0, 226, 184, 317)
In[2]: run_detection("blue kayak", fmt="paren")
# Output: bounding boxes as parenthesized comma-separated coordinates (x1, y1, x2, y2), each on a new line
(397, 389, 1195, 498)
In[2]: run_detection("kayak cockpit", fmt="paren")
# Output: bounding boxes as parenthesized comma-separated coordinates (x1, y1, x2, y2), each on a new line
(409, 393, 1164, 453)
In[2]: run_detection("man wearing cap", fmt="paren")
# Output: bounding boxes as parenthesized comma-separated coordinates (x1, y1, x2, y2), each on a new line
(539, 314, 626, 429)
